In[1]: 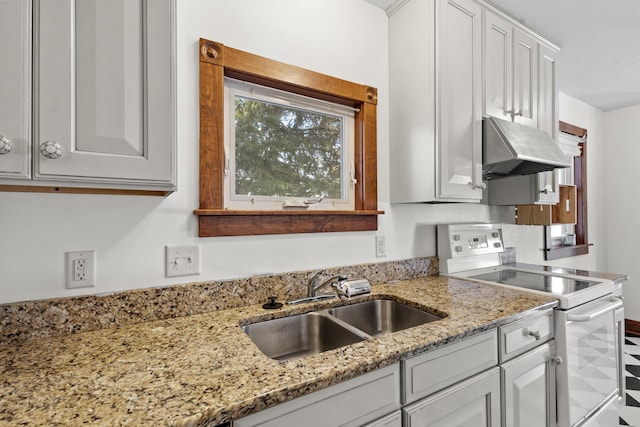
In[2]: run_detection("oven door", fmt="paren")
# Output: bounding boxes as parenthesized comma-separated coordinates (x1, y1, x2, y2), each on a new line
(555, 295, 623, 427)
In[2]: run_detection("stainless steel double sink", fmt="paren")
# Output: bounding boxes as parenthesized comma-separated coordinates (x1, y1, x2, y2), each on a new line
(242, 299, 445, 360)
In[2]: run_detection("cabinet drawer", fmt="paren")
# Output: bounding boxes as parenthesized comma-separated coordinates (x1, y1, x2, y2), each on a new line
(234, 363, 400, 427)
(499, 309, 553, 362)
(402, 330, 498, 404)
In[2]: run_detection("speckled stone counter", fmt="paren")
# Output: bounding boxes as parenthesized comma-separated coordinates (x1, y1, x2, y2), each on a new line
(0, 276, 556, 427)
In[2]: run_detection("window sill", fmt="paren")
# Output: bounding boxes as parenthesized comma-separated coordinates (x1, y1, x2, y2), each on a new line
(543, 243, 592, 261)
(194, 209, 384, 237)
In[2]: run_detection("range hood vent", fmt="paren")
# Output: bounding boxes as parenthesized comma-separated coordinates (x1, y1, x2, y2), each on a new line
(482, 116, 571, 179)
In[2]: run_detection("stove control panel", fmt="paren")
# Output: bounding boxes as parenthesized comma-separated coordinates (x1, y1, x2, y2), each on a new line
(438, 224, 504, 260)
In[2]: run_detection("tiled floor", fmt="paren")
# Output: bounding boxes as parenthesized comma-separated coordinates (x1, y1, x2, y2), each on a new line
(621, 334, 640, 426)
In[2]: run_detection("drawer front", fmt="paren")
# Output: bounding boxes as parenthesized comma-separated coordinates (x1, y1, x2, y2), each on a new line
(402, 329, 498, 404)
(499, 310, 553, 362)
(234, 363, 401, 427)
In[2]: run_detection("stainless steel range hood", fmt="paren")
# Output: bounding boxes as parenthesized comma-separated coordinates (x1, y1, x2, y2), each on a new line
(483, 116, 571, 179)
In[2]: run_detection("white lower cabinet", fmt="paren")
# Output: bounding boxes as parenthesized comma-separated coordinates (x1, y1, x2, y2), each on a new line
(233, 364, 401, 427)
(403, 367, 501, 427)
(501, 341, 557, 427)
(365, 411, 402, 427)
(233, 311, 557, 427)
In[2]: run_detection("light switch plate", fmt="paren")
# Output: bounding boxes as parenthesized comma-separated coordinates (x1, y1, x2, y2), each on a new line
(166, 245, 200, 277)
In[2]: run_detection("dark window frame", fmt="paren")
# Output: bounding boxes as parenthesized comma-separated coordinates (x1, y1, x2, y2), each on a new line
(543, 121, 592, 260)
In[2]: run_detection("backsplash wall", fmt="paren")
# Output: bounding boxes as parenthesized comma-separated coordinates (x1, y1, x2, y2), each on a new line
(0, 257, 438, 345)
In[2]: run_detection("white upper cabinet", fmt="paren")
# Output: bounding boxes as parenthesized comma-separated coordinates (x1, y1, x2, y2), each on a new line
(538, 44, 559, 142)
(0, 0, 31, 179)
(512, 29, 538, 128)
(390, 0, 483, 203)
(0, 0, 176, 194)
(483, 7, 561, 206)
(483, 11, 539, 128)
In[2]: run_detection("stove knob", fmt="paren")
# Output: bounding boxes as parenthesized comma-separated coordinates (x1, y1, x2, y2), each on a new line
(493, 242, 501, 248)
(454, 246, 463, 253)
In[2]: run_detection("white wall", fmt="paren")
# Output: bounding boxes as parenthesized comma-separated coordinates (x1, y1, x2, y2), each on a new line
(604, 104, 640, 320)
(0, 1, 607, 304)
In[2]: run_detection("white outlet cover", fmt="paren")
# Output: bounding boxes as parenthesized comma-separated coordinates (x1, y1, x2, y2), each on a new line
(166, 245, 201, 278)
(65, 250, 96, 289)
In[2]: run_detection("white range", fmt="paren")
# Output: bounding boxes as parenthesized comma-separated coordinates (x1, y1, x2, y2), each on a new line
(438, 223, 625, 427)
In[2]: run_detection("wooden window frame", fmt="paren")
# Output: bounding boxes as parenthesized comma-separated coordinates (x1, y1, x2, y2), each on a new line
(543, 121, 592, 260)
(196, 39, 382, 237)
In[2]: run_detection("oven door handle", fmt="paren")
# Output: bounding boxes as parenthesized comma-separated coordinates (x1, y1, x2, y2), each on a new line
(566, 297, 623, 322)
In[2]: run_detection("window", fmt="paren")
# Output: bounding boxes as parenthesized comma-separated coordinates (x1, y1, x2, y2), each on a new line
(196, 39, 381, 237)
(224, 79, 355, 211)
(543, 121, 591, 260)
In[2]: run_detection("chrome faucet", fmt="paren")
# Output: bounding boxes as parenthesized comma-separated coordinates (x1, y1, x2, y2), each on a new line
(307, 270, 348, 298)
(286, 271, 348, 305)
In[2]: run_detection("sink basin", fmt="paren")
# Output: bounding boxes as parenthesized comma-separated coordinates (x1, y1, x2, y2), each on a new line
(327, 299, 443, 337)
(242, 299, 445, 360)
(242, 312, 366, 361)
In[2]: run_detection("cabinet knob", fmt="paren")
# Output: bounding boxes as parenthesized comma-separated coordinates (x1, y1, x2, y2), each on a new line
(39, 141, 63, 159)
(468, 181, 486, 190)
(0, 135, 13, 154)
(552, 356, 563, 365)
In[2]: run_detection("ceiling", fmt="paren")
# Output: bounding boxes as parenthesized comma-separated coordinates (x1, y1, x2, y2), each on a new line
(366, 0, 640, 112)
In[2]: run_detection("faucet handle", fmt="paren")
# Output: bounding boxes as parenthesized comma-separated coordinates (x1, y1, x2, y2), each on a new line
(309, 269, 325, 283)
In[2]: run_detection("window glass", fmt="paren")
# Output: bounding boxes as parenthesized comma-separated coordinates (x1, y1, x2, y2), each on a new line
(225, 79, 355, 210)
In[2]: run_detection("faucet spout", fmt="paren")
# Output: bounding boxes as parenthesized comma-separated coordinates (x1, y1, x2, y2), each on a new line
(309, 273, 348, 297)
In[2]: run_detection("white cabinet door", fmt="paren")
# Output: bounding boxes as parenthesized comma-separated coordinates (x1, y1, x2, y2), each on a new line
(537, 170, 560, 204)
(483, 11, 512, 121)
(389, 0, 482, 203)
(483, 11, 538, 131)
(365, 411, 402, 427)
(501, 341, 557, 427)
(512, 28, 538, 129)
(436, 0, 483, 200)
(0, 0, 30, 179)
(403, 367, 501, 427)
(538, 44, 559, 142)
(35, 0, 175, 189)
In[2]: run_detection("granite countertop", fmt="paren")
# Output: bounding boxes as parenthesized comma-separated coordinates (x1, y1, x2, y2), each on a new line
(0, 276, 557, 427)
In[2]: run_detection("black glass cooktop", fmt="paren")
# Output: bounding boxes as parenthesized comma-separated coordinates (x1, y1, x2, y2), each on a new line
(468, 269, 602, 295)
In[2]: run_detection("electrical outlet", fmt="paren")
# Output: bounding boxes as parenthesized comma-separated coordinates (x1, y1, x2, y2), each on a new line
(166, 245, 200, 277)
(375, 235, 387, 257)
(66, 251, 96, 289)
